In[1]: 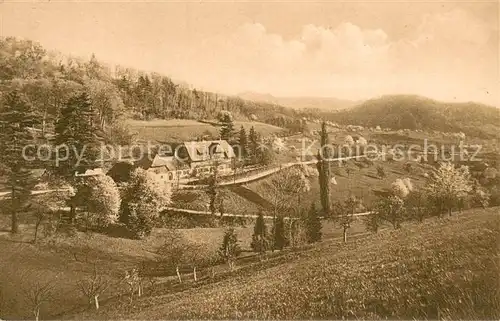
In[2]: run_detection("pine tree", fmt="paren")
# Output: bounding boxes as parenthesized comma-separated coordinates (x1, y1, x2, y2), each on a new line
(54, 92, 102, 224)
(248, 126, 258, 163)
(0, 90, 40, 233)
(251, 211, 268, 253)
(305, 203, 322, 243)
(54, 91, 102, 177)
(205, 167, 218, 215)
(316, 122, 331, 215)
(271, 215, 287, 250)
(219, 113, 234, 141)
(238, 126, 248, 159)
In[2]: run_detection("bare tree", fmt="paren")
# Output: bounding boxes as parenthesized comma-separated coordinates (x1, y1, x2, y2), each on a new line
(76, 264, 110, 310)
(157, 229, 186, 283)
(21, 271, 56, 321)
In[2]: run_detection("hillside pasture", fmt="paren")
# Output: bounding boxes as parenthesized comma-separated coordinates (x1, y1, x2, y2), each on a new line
(88, 207, 499, 320)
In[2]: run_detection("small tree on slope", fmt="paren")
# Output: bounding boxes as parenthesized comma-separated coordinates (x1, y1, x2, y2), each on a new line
(305, 203, 322, 243)
(218, 227, 241, 271)
(251, 211, 268, 254)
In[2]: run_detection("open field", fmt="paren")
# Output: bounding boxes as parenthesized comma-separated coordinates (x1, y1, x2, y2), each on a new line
(126, 119, 285, 143)
(68, 207, 499, 320)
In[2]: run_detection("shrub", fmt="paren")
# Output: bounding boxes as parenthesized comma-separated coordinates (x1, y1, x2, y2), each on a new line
(305, 203, 322, 243)
(271, 216, 287, 250)
(376, 165, 386, 179)
(250, 211, 269, 254)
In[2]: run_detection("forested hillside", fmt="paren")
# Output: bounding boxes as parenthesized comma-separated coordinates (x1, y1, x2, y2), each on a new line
(325, 95, 500, 138)
(0, 37, 303, 139)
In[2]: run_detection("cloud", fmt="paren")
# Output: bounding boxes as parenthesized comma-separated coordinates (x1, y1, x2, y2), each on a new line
(176, 8, 497, 104)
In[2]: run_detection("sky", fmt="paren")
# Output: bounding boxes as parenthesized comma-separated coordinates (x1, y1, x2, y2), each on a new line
(0, 0, 499, 105)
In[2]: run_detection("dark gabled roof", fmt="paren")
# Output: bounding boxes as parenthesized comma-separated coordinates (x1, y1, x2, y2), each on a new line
(183, 140, 235, 162)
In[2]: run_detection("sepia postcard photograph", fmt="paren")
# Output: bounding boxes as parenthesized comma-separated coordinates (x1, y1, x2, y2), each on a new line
(0, 0, 498, 320)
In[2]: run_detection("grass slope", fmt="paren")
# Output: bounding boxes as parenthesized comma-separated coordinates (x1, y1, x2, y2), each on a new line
(126, 119, 284, 143)
(118, 207, 499, 320)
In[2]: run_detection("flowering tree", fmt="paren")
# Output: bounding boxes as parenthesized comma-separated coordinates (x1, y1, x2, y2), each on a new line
(76, 174, 120, 229)
(425, 163, 472, 216)
(357, 136, 367, 146)
(391, 178, 410, 199)
(344, 135, 354, 146)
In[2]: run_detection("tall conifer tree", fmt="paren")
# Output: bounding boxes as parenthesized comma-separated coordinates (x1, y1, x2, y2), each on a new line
(0, 90, 40, 233)
(316, 122, 331, 215)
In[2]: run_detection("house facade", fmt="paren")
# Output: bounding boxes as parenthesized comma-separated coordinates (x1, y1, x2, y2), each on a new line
(136, 140, 236, 186)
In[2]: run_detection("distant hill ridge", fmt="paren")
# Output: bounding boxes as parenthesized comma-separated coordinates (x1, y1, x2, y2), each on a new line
(238, 91, 359, 111)
(327, 94, 500, 138)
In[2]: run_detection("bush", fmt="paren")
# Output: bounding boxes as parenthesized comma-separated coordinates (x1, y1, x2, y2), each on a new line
(376, 165, 386, 179)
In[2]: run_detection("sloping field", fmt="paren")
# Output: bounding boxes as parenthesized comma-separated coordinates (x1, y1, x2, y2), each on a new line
(126, 119, 218, 142)
(126, 119, 284, 143)
(246, 159, 428, 212)
(97, 207, 498, 320)
(233, 121, 285, 137)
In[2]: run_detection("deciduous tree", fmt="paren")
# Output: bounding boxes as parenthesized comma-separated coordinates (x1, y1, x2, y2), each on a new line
(375, 195, 405, 229)
(75, 174, 120, 230)
(120, 168, 171, 238)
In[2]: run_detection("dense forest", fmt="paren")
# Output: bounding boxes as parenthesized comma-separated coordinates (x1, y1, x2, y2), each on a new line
(0, 37, 305, 141)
